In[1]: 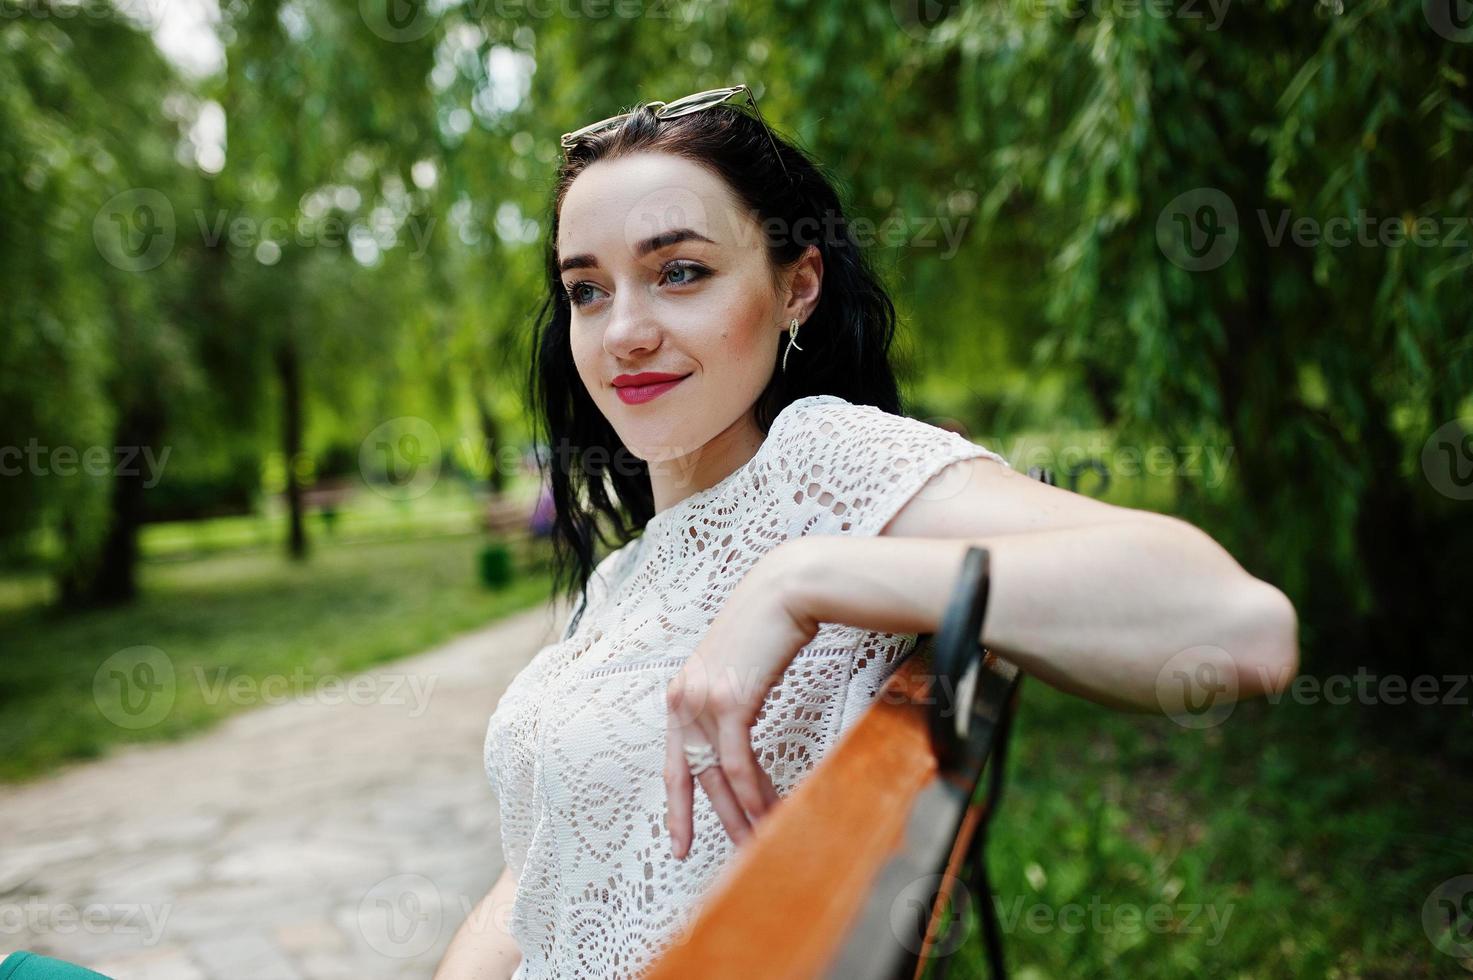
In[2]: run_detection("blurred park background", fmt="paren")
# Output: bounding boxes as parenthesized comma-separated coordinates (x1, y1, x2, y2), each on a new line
(2, 0, 1472, 975)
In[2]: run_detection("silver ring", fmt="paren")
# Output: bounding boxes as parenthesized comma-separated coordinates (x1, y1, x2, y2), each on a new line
(682, 742, 720, 776)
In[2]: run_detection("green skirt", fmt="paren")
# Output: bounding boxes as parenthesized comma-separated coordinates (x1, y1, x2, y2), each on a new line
(0, 952, 111, 979)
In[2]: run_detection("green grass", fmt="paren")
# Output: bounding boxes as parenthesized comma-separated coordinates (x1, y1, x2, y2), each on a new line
(942, 686, 1472, 978)
(0, 531, 554, 782)
(138, 478, 531, 561)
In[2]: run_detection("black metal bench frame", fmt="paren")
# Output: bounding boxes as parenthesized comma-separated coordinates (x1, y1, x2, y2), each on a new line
(829, 468, 1054, 980)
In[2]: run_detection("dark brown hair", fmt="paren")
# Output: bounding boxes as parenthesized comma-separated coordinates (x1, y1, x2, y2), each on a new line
(528, 99, 903, 632)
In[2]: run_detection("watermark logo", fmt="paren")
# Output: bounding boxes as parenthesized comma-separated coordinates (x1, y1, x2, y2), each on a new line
(360, 417, 442, 500)
(890, 0, 964, 41)
(1157, 188, 1239, 271)
(1160, 188, 1469, 270)
(621, 185, 714, 275)
(0, 441, 171, 486)
(94, 189, 176, 272)
(360, 0, 439, 41)
(1025, 0, 1233, 29)
(995, 894, 1235, 944)
(1258, 209, 1470, 249)
(93, 646, 176, 730)
(93, 647, 439, 729)
(1426, 0, 1473, 42)
(1155, 645, 1238, 729)
(1423, 875, 1473, 962)
(0, 899, 172, 946)
(358, 873, 442, 958)
(1256, 668, 1471, 711)
(1422, 419, 1473, 501)
(891, 872, 972, 956)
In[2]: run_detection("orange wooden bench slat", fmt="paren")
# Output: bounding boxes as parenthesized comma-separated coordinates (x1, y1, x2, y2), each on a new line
(644, 657, 939, 980)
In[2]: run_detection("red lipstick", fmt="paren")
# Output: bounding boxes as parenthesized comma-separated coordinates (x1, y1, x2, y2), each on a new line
(612, 372, 691, 405)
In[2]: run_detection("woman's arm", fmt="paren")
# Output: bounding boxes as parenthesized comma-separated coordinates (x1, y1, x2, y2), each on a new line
(840, 454, 1301, 709)
(433, 865, 522, 980)
(662, 455, 1300, 853)
(775, 521, 1298, 712)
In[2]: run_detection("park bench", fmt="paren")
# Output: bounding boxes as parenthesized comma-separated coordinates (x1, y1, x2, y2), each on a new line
(645, 468, 1055, 980)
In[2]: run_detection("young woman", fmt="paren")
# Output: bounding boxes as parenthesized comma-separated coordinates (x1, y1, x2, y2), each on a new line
(437, 86, 1299, 980)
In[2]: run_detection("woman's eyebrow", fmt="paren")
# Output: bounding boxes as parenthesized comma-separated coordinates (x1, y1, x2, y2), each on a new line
(557, 228, 716, 274)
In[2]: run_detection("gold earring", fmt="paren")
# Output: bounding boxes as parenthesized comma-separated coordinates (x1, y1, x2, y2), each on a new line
(782, 317, 804, 373)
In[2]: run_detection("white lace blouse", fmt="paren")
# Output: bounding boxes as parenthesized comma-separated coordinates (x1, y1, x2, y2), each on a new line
(482, 394, 1010, 978)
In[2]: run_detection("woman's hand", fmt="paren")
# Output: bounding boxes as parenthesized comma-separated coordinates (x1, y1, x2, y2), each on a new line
(664, 542, 819, 859)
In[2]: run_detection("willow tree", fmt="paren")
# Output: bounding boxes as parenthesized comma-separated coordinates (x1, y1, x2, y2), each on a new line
(0, 9, 207, 604)
(894, 0, 1473, 676)
(205, 0, 444, 558)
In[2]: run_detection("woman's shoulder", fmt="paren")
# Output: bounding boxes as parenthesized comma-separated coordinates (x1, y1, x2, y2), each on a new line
(767, 394, 1004, 463)
(760, 393, 1010, 537)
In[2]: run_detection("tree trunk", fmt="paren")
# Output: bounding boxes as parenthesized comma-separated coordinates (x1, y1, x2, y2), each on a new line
(54, 407, 166, 607)
(277, 341, 308, 561)
(476, 390, 505, 496)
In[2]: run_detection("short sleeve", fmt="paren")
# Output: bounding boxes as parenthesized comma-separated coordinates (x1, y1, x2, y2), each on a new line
(763, 394, 1011, 539)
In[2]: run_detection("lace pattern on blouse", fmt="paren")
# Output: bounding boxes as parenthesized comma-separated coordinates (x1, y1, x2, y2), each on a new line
(483, 394, 1009, 978)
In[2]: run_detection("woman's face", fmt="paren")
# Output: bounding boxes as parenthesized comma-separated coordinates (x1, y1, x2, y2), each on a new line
(556, 151, 820, 485)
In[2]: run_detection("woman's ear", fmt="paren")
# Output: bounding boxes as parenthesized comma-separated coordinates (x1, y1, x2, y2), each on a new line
(782, 245, 823, 324)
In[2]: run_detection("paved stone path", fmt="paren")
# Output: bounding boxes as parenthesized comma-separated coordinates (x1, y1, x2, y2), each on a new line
(0, 600, 569, 979)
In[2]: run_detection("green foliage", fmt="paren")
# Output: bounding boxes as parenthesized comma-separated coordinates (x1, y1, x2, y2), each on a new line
(910, 0, 1473, 674)
(0, 11, 202, 582)
(3, 0, 1468, 660)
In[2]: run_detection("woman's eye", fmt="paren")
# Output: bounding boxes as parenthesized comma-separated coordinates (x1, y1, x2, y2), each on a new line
(565, 263, 709, 309)
(567, 282, 600, 307)
(662, 261, 710, 287)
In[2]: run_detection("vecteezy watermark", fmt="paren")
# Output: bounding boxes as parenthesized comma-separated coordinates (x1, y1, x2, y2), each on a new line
(994, 437, 1236, 492)
(358, 874, 444, 958)
(1425, 0, 1473, 43)
(890, 0, 1231, 41)
(0, 899, 172, 946)
(891, 872, 973, 956)
(1157, 187, 1472, 270)
(0, 441, 171, 487)
(93, 188, 437, 272)
(92, 647, 439, 729)
(1256, 209, 1471, 250)
(618, 185, 974, 264)
(0, 0, 170, 26)
(1252, 667, 1473, 712)
(1424, 875, 1473, 964)
(1022, 0, 1231, 30)
(994, 895, 1235, 945)
(94, 646, 177, 730)
(1156, 188, 1241, 271)
(1155, 645, 1239, 729)
(360, 416, 443, 501)
(194, 209, 436, 262)
(356, 872, 694, 961)
(359, 0, 676, 42)
(94, 188, 177, 272)
(1422, 419, 1473, 501)
(889, 0, 964, 41)
(192, 666, 439, 717)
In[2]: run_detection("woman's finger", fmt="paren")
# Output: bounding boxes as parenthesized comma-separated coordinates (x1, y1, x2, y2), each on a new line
(664, 716, 694, 858)
(694, 761, 753, 848)
(715, 718, 775, 821)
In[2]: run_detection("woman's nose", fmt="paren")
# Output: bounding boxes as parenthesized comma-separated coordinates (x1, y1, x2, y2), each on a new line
(602, 286, 663, 359)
